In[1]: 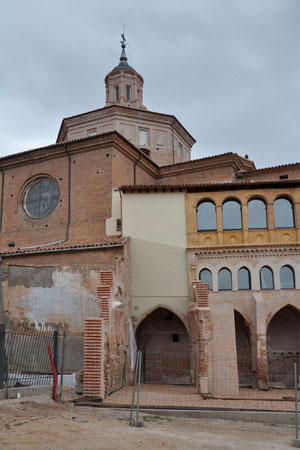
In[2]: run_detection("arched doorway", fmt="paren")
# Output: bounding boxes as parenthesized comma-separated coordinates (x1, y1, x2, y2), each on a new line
(136, 308, 191, 385)
(267, 305, 300, 388)
(234, 311, 252, 387)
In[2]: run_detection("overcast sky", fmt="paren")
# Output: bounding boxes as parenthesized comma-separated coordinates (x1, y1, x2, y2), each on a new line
(1, 0, 299, 168)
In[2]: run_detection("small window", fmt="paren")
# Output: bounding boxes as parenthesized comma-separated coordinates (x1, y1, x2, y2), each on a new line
(116, 219, 122, 232)
(126, 86, 131, 101)
(279, 175, 288, 180)
(280, 265, 295, 289)
(248, 198, 267, 229)
(115, 86, 119, 102)
(222, 200, 242, 230)
(218, 268, 232, 290)
(238, 267, 251, 290)
(87, 129, 97, 137)
(172, 334, 179, 342)
(139, 129, 148, 146)
(178, 143, 183, 160)
(197, 201, 217, 232)
(274, 197, 295, 228)
(199, 269, 213, 291)
(260, 266, 274, 289)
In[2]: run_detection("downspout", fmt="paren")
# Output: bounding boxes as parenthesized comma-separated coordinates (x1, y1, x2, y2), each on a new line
(133, 154, 143, 186)
(63, 144, 71, 241)
(0, 168, 4, 321)
(0, 257, 2, 323)
(0, 168, 4, 232)
(172, 121, 175, 164)
(119, 189, 123, 236)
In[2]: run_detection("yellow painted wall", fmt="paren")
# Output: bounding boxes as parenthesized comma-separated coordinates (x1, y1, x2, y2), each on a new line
(185, 187, 300, 248)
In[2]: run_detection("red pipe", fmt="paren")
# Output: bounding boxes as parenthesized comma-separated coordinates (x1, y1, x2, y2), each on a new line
(47, 344, 57, 402)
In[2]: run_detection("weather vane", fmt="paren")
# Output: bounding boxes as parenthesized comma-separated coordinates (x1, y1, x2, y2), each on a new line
(121, 26, 126, 49)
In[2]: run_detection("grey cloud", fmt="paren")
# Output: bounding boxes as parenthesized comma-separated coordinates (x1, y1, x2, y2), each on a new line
(0, 0, 299, 167)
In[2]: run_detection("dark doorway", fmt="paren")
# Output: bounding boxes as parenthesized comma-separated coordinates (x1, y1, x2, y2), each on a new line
(234, 311, 252, 387)
(136, 308, 191, 385)
(267, 305, 300, 388)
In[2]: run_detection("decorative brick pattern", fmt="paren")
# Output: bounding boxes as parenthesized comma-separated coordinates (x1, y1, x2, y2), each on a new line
(99, 271, 114, 287)
(100, 299, 110, 323)
(97, 286, 111, 298)
(97, 271, 114, 324)
(192, 281, 210, 307)
(83, 317, 104, 398)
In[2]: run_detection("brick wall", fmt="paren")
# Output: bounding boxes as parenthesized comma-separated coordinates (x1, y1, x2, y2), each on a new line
(83, 317, 104, 398)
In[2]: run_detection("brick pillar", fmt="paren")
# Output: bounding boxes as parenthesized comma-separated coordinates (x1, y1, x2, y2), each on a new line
(83, 318, 104, 399)
(254, 293, 269, 390)
(189, 281, 212, 395)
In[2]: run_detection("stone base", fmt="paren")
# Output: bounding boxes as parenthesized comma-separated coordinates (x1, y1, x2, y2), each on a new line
(292, 439, 300, 448)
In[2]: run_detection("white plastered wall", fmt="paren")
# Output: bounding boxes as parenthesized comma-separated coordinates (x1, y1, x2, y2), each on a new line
(122, 192, 189, 316)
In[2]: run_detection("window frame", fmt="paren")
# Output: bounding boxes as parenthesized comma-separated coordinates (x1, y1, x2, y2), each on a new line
(260, 266, 274, 290)
(247, 197, 267, 230)
(139, 128, 149, 147)
(196, 200, 217, 232)
(280, 265, 295, 289)
(199, 268, 213, 291)
(237, 267, 251, 290)
(23, 178, 60, 220)
(115, 86, 119, 102)
(222, 199, 243, 231)
(126, 85, 131, 101)
(218, 268, 232, 291)
(273, 196, 295, 229)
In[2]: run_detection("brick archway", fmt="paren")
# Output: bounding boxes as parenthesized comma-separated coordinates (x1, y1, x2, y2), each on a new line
(267, 305, 300, 388)
(136, 307, 192, 385)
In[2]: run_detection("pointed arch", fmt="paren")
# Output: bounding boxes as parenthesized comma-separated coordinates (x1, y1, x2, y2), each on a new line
(135, 306, 192, 385)
(267, 305, 300, 387)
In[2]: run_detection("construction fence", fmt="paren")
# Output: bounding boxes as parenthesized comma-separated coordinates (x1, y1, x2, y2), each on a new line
(0, 321, 67, 396)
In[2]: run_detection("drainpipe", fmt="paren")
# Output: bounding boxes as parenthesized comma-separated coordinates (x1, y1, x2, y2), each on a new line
(0, 257, 2, 323)
(119, 189, 123, 236)
(172, 123, 175, 164)
(0, 168, 4, 232)
(63, 144, 71, 241)
(133, 154, 143, 186)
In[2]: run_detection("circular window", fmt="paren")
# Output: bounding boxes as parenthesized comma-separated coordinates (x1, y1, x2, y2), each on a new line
(24, 178, 59, 219)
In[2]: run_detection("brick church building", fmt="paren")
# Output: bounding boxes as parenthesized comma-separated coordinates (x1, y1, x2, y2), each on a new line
(1, 37, 299, 398)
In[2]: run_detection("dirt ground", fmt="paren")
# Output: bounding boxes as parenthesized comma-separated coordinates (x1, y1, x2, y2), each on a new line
(0, 393, 295, 450)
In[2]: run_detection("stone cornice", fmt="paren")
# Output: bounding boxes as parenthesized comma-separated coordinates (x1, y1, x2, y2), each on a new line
(191, 244, 300, 259)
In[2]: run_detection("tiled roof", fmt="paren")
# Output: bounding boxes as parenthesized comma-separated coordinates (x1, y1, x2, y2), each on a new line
(0, 131, 157, 167)
(121, 178, 300, 192)
(160, 152, 237, 168)
(244, 161, 300, 174)
(0, 238, 123, 256)
(0, 131, 118, 162)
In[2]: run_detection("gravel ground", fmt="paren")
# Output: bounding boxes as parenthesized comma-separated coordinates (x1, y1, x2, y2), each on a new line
(0, 393, 295, 450)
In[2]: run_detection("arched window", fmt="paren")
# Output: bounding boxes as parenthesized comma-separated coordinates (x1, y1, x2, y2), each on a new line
(248, 198, 267, 229)
(199, 269, 213, 291)
(222, 200, 242, 230)
(280, 265, 295, 289)
(274, 197, 295, 228)
(238, 267, 251, 290)
(197, 201, 217, 232)
(260, 266, 274, 290)
(218, 268, 232, 290)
